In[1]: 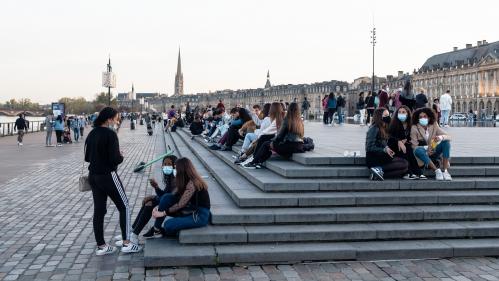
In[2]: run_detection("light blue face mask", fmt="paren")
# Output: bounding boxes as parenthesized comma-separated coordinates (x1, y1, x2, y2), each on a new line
(397, 114, 407, 122)
(419, 118, 429, 126)
(162, 166, 175, 176)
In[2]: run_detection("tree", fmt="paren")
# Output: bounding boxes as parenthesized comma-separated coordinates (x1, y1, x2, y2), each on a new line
(93, 92, 117, 111)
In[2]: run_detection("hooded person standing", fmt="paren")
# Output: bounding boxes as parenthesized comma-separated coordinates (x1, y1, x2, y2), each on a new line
(415, 89, 428, 109)
(399, 80, 416, 111)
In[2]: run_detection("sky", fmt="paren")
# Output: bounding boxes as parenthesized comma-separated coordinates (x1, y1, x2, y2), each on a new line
(0, 0, 498, 104)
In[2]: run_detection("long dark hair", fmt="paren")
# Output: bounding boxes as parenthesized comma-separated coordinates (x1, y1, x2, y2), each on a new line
(286, 103, 304, 138)
(389, 105, 412, 136)
(238, 108, 252, 123)
(94, 107, 118, 127)
(269, 102, 284, 129)
(261, 103, 271, 118)
(175, 157, 208, 195)
(328, 92, 335, 99)
(372, 108, 389, 139)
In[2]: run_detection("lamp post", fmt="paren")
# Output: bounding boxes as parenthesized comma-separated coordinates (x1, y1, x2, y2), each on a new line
(139, 97, 144, 125)
(370, 27, 377, 96)
(129, 84, 135, 130)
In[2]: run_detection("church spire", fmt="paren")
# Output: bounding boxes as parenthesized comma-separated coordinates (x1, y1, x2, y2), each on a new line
(265, 70, 271, 89)
(174, 48, 184, 96)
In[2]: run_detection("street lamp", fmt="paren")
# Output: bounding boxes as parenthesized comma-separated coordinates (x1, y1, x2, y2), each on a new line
(139, 97, 144, 125)
(370, 27, 377, 96)
(129, 84, 136, 130)
(102, 56, 116, 106)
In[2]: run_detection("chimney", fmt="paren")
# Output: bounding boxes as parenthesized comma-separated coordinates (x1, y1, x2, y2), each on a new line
(453, 47, 458, 51)
(483, 40, 488, 45)
(466, 44, 472, 49)
(397, 71, 403, 78)
(477, 41, 482, 46)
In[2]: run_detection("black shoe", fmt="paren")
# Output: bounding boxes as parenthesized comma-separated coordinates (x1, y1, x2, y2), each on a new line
(221, 146, 232, 151)
(142, 227, 162, 239)
(209, 144, 220, 150)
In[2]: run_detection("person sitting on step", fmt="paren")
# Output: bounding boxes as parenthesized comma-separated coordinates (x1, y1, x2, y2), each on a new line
(388, 105, 425, 180)
(236, 102, 283, 165)
(114, 155, 178, 245)
(151, 157, 211, 237)
(411, 107, 452, 181)
(189, 115, 204, 139)
(242, 102, 304, 169)
(235, 103, 271, 163)
(366, 108, 409, 181)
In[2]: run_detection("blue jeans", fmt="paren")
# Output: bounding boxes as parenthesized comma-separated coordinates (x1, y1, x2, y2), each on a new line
(441, 110, 450, 125)
(337, 107, 344, 124)
(73, 128, 80, 141)
(242, 133, 257, 152)
(154, 193, 210, 236)
(414, 140, 451, 168)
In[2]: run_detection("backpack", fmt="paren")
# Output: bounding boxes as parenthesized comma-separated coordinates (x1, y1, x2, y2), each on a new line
(302, 137, 315, 152)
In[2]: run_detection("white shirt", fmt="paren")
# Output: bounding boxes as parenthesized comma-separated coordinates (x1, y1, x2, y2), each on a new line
(257, 118, 277, 138)
(440, 93, 453, 111)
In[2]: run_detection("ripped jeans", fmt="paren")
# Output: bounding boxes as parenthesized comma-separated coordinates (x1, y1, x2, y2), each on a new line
(414, 140, 451, 168)
(153, 193, 210, 236)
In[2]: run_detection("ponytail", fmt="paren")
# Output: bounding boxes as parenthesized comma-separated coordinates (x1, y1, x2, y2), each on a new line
(94, 107, 118, 127)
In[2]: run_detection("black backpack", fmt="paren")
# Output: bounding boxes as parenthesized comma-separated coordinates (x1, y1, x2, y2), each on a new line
(302, 137, 315, 152)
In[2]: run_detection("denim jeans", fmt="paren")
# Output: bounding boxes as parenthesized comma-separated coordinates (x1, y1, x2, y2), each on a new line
(414, 140, 451, 168)
(441, 110, 450, 125)
(337, 107, 344, 124)
(154, 193, 210, 236)
(73, 128, 80, 141)
(242, 133, 257, 152)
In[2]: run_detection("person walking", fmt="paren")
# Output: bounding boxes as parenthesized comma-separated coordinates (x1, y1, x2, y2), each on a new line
(80, 117, 86, 137)
(322, 95, 329, 124)
(71, 117, 80, 142)
(14, 113, 28, 146)
(415, 89, 428, 109)
(326, 92, 337, 126)
(44, 114, 54, 147)
(365, 91, 376, 125)
(85, 107, 141, 255)
(440, 90, 453, 127)
(357, 92, 366, 125)
(399, 80, 416, 110)
(336, 93, 346, 125)
(378, 85, 389, 109)
(301, 97, 310, 122)
(54, 115, 65, 147)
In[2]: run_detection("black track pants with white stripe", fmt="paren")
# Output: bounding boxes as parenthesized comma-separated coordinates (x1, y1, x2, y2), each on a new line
(89, 171, 130, 246)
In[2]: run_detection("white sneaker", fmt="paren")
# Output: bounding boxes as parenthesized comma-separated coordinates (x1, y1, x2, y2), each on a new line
(443, 169, 452, 181)
(19, 143, 23, 146)
(121, 242, 142, 253)
(435, 169, 444, 181)
(95, 245, 117, 256)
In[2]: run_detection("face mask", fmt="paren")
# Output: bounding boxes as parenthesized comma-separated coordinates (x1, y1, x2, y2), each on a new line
(162, 166, 175, 176)
(397, 114, 407, 122)
(419, 118, 429, 126)
(382, 116, 391, 124)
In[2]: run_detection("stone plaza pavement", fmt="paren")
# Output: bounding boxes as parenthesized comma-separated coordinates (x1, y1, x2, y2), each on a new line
(3, 123, 499, 280)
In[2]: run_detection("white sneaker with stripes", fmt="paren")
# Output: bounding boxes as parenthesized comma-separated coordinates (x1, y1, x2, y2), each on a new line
(121, 242, 142, 253)
(95, 245, 117, 256)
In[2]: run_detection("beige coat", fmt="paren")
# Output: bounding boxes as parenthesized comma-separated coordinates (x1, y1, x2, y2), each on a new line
(410, 124, 451, 166)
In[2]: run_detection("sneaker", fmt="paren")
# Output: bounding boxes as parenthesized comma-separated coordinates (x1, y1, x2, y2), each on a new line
(240, 156, 254, 166)
(443, 169, 452, 181)
(242, 162, 257, 169)
(95, 245, 117, 256)
(209, 144, 221, 150)
(121, 242, 142, 253)
(234, 157, 247, 165)
(403, 174, 417, 180)
(220, 146, 232, 151)
(418, 175, 427, 180)
(370, 167, 384, 181)
(435, 169, 444, 181)
(142, 227, 162, 239)
(115, 234, 139, 247)
(19, 143, 23, 146)
(254, 163, 263, 169)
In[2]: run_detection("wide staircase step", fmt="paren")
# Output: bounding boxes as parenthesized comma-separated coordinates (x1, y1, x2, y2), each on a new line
(179, 221, 499, 244)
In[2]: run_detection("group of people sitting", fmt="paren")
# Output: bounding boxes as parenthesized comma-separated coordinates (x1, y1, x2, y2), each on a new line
(188, 102, 308, 169)
(366, 106, 452, 181)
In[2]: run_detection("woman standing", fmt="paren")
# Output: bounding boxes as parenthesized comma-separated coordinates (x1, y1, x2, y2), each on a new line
(365, 108, 409, 181)
(54, 115, 65, 147)
(365, 91, 375, 125)
(327, 92, 337, 125)
(85, 107, 141, 255)
(322, 95, 329, 124)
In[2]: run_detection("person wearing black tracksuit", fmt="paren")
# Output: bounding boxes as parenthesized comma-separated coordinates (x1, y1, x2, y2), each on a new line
(84, 107, 140, 255)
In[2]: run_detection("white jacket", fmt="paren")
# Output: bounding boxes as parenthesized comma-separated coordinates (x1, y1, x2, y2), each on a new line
(256, 118, 277, 138)
(440, 93, 452, 111)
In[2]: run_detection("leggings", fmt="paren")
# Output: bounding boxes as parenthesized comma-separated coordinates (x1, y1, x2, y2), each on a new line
(253, 134, 275, 156)
(367, 152, 409, 178)
(89, 171, 130, 246)
(328, 108, 336, 124)
(225, 125, 241, 148)
(55, 130, 63, 144)
(323, 111, 328, 124)
(253, 141, 303, 164)
(366, 109, 374, 125)
(46, 130, 53, 145)
(131, 197, 159, 235)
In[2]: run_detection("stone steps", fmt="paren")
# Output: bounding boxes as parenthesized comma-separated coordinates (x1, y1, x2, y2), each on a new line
(142, 129, 499, 267)
(176, 130, 499, 209)
(209, 204, 499, 225)
(144, 238, 499, 266)
(179, 221, 499, 244)
(264, 159, 499, 178)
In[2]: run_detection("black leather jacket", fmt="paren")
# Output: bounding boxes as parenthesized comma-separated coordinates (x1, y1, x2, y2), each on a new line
(273, 118, 303, 144)
(365, 125, 387, 154)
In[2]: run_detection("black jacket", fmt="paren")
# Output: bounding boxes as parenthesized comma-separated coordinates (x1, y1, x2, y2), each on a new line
(85, 127, 124, 174)
(415, 93, 428, 109)
(273, 118, 303, 144)
(189, 121, 204, 135)
(365, 125, 387, 154)
(15, 117, 27, 130)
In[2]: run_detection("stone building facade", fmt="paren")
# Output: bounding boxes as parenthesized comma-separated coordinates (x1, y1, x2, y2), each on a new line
(412, 40, 499, 114)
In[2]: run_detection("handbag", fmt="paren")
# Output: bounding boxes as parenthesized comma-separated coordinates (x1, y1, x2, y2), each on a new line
(79, 147, 91, 192)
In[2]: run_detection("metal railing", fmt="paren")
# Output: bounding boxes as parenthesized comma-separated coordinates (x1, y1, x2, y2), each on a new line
(0, 121, 45, 137)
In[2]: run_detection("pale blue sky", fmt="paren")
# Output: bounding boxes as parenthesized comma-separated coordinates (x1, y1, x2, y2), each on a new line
(0, 0, 497, 104)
